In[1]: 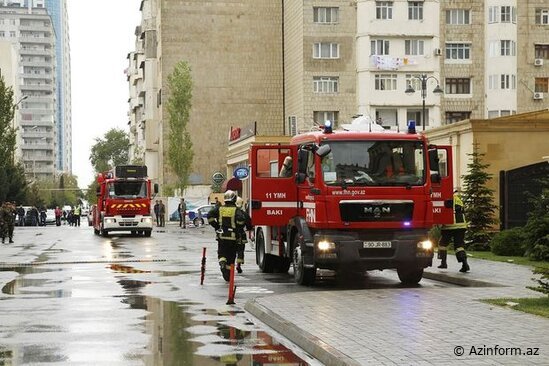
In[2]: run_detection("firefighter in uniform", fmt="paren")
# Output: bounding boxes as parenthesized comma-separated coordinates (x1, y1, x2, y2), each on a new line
(208, 190, 251, 281)
(438, 189, 470, 272)
(235, 196, 253, 273)
(1, 202, 16, 244)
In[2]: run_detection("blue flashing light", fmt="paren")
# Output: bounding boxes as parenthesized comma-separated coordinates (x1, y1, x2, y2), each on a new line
(403, 221, 411, 227)
(324, 120, 333, 134)
(407, 120, 416, 134)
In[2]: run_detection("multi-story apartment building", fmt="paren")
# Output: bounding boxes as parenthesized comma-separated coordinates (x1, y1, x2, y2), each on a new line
(0, 0, 57, 180)
(129, 0, 548, 192)
(128, 0, 284, 190)
(357, 0, 442, 130)
(45, 0, 71, 174)
(284, 0, 357, 134)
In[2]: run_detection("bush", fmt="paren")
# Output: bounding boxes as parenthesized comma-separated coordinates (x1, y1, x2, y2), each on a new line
(490, 228, 526, 256)
(523, 216, 549, 261)
(528, 267, 549, 296)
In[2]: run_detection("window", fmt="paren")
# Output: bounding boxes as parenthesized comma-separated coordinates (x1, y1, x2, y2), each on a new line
(445, 112, 471, 124)
(445, 43, 471, 60)
(314, 111, 339, 126)
(371, 40, 390, 55)
(488, 110, 499, 118)
(313, 43, 339, 59)
(535, 44, 549, 59)
(535, 78, 549, 93)
(445, 78, 471, 94)
(407, 109, 428, 127)
(314, 7, 339, 23)
(405, 40, 424, 55)
(255, 148, 292, 178)
(313, 76, 339, 93)
(405, 74, 421, 91)
(535, 9, 549, 25)
(489, 6, 516, 23)
(446, 9, 470, 24)
(376, 1, 393, 20)
(500, 74, 516, 90)
(408, 2, 423, 20)
(375, 74, 397, 90)
(500, 40, 516, 56)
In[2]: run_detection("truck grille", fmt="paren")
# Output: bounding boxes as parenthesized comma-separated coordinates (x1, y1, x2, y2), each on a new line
(340, 201, 413, 222)
(119, 221, 139, 227)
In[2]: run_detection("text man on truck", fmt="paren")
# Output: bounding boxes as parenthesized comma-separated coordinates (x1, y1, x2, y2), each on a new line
(249, 118, 453, 285)
(93, 165, 158, 237)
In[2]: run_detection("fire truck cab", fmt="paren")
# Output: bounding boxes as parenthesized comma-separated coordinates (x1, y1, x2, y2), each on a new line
(249, 119, 453, 285)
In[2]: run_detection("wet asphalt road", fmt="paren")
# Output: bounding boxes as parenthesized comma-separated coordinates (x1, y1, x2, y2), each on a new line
(0, 223, 452, 365)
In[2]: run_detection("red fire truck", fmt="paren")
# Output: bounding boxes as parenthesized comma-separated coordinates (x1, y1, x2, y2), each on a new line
(93, 165, 158, 237)
(249, 119, 453, 285)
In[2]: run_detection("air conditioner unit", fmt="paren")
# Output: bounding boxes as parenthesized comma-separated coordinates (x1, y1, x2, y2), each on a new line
(533, 92, 544, 100)
(288, 116, 297, 136)
(534, 58, 544, 66)
(434, 48, 442, 56)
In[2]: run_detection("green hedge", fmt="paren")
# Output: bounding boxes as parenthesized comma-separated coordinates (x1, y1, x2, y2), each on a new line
(490, 228, 526, 256)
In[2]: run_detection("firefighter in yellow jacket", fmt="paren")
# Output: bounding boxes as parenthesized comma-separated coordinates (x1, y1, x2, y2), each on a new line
(208, 190, 252, 281)
(438, 189, 470, 273)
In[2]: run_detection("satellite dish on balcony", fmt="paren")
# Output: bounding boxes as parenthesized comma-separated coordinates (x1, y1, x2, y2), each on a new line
(340, 115, 385, 132)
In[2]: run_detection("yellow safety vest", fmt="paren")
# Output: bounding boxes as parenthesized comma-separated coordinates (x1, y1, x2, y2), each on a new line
(442, 193, 467, 230)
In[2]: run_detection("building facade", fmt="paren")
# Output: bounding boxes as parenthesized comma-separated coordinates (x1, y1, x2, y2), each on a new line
(129, 0, 549, 193)
(129, 0, 284, 192)
(45, 0, 72, 174)
(0, 0, 57, 180)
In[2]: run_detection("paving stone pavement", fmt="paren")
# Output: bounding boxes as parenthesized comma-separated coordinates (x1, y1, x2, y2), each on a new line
(245, 258, 549, 366)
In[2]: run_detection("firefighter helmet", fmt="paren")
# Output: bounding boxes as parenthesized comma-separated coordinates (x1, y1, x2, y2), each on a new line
(224, 190, 237, 203)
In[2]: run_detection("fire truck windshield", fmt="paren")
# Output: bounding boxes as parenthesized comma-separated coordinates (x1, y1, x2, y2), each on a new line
(107, 181, 147, 199)
(320, 140, 425, 187)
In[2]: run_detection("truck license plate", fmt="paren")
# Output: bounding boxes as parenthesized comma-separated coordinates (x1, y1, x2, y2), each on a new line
(363, 241, 392, 248)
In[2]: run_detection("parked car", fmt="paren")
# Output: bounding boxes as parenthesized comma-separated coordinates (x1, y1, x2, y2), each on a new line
(45, 209, 56, 225)
(187, 204, 215, 226)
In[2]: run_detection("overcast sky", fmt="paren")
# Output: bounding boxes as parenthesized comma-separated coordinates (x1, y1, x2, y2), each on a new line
(67, 0, 141, 188)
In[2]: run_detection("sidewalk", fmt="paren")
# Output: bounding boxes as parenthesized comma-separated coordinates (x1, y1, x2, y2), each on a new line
(245, 258, 549, 365)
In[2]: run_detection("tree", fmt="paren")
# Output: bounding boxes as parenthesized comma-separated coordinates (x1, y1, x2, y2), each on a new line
(0, 75, 28, 204)
(167, 61, 194, 195)
(461, 143, 498, 249)
(89, 128, 130, 174)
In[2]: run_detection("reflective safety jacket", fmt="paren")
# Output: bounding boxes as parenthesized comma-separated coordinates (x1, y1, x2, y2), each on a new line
(208, 202, 249, 241)
(442, 192, 467, 230)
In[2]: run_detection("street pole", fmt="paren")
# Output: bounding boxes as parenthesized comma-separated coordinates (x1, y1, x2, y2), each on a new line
(421, 74, 427, 131)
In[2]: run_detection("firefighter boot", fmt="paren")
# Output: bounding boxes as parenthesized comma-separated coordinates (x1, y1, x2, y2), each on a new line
(459, 257, 470, 273)
(236, 263, 242, 274)
(437, 249, 447, 269)
(9, 238, 13, 244)
(456, 249, 470, 272)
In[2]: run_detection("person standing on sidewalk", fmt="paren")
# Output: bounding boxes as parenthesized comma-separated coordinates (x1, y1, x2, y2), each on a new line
(178, 198, 187, 228)
(153, 200, 160, 226)
(158, 200, 166, 227)
(74, 204, 82, 227)
(438, 189, 470, 273)
(54, 206, 62, 226)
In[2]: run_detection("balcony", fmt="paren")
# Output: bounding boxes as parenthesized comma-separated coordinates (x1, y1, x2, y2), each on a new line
(21, 60, 53, 68)
(19, 36, 54, 45)
(20, 119, 54, 127)
(20, 108, 54, 115)
(19, 24, 52, 32)
(19, 48, 54, 56)
(20, 84, 54, 92)
(21, 73, 54, 80)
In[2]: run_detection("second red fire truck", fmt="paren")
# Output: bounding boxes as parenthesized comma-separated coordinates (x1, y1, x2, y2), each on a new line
(93, 165, 158, 237)
(249, 119, 453, 285)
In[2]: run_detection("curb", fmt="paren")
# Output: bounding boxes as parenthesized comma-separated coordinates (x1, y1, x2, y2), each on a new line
(245, 298, 361, 366)
(423, 270, 503, 287)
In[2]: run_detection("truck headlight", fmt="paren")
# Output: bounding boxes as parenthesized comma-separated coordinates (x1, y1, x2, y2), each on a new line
(318, 240, 336, 251)
(141, 217, 152, 224)
(417, 240, 433, 250)
(105, 218, 116, 224)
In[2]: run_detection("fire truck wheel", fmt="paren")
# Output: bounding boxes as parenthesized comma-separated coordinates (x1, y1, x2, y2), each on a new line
(256, 228, 276, 273)
(144, 231, 152, 237)
(94, 228, 99, 235)
(100, 224, 109, 237)
(293, 241, 316, 286)
(397, 266, 424, 285)
(277, 258, 291, 274)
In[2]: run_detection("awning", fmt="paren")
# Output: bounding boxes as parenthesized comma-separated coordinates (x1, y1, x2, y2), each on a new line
(221, 177, 242, 193)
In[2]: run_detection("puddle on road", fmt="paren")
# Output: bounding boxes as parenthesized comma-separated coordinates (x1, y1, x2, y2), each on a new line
(0, 266, 65, 296)
(137, 294, 312, 366)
